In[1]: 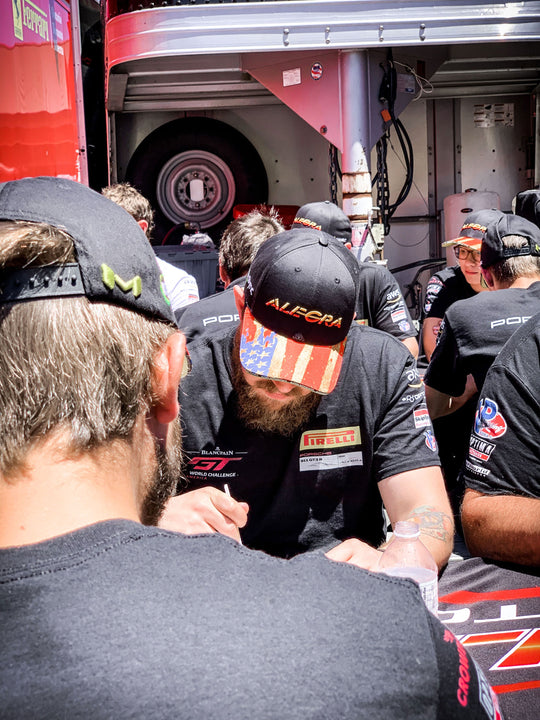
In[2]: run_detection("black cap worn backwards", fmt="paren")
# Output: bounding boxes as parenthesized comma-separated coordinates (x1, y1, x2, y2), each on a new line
(481, 213, 540, 268)
(293, 201, 352, 243)
(515, 189, 540, 229)
(0, 176, 175, 324)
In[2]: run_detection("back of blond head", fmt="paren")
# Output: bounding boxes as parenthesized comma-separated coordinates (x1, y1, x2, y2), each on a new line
(489, 234, 540, 285)
(0, 221, 174, 478)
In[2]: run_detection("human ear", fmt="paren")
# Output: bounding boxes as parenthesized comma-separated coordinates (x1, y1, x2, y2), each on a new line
(233, 285, 246, 315)
(137, 219, 149, 235)
(218, 263, 231, 288)
(481, 268, 494, 289)
(151, 332, 186, 424)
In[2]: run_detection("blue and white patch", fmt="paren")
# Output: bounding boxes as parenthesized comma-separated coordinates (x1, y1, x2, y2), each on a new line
(424, 429, 438, 452)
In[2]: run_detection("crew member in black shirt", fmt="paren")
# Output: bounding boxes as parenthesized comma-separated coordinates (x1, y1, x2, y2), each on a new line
(424, 214, 540, 513)
(421, 209, 503, 510)
(460, 310, 540, 567)
(421, 209, 502, 361)
(161, 227, 454, 570)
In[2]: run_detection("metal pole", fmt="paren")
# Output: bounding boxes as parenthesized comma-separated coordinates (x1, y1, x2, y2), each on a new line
(70, 0, 88, 185)
(340, 50, 375, 258)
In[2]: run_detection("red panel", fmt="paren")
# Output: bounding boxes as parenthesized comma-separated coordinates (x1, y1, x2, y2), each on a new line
(233, 204, 299, 229)
(0, 0, 80, 182)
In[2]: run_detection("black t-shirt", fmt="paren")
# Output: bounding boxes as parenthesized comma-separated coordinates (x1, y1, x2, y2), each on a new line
(440, 557, 540, 720)
(424, 265, 477, 319)
(179, 324, 439, 557)
(462, 310, 540, 497)
(0, 520, 499, 720)
(424, 282, 540, 395)
(175, 276, 244, 342)
(177, 262, 417, 344)
(353, 260, 416, 339)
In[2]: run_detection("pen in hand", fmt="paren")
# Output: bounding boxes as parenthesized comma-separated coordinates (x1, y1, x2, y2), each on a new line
(224, 484, 243, 545)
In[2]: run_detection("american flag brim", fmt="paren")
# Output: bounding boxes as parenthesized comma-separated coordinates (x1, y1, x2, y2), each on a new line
(239, 305, 346, 394)
(442, 236, 482, 249)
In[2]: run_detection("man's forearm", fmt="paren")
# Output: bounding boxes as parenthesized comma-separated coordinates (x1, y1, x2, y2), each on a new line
(405, 504, 454, 571)
(422, 318, 441, 362)
(461, 489, 540, 566)
(380, 468, 454, 571)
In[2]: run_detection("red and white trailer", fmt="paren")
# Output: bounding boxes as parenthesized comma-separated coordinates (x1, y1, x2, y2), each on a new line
(1, 0, 88, 184)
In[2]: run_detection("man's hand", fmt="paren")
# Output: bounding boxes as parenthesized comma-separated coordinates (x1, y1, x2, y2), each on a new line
(325, 539, 383, 571)
(159, 487, 249, 543)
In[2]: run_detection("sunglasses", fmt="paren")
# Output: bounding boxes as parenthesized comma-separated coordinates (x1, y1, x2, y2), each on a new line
(454, 245, 481, 263)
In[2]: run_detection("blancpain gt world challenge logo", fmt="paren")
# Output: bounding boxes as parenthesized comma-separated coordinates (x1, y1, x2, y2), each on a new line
(187, 449, 245, 479)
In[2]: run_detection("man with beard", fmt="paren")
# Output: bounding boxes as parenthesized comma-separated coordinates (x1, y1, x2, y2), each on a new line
(0, 178, 498, 720)
(424, 214, 540, 520)
(162, 227, 454, 570)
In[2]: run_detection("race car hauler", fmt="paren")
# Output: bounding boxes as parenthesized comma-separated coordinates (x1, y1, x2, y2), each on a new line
(1, 0, 88, 184)
(103, 1, 539, 285)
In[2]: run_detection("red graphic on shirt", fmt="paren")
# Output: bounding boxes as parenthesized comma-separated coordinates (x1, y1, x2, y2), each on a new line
(190, 457, 242, 472)
(439, 587, 540, 604)
(460, 629, 540, 671)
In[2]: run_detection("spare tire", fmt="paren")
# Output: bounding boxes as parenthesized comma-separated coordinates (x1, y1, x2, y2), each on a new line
(126, 117, 268, 243)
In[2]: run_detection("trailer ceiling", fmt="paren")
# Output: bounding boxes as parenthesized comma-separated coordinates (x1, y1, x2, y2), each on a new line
(108, 42, 540, 111)
(106, 0, 540, 110)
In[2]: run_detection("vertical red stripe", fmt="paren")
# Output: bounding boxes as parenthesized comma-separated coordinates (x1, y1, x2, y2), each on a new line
(279, 341, 311, 379)
(301, 345, 332, 390)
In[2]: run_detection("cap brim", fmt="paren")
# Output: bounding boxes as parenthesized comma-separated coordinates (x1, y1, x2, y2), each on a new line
(239, 304, 346, 394)
(442, 236, 482, 250)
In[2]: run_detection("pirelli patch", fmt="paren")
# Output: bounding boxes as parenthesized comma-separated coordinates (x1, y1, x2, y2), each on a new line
(299, 426, 363, 472)
(300, 426, 361, 450)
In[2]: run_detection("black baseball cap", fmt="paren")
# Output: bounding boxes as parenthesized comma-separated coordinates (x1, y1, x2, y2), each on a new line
(442, 208, 504, 250)
(240, 227, 360, 394)
(514, 189, 540, 228)
(0, 176, 175, 325)
(292, 201, 352, 243)
(481, 213, 540, 268)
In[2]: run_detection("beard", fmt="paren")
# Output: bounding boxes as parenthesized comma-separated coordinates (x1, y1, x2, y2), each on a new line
(231, 340, 321, 437)
(140, 415, 183, 526)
